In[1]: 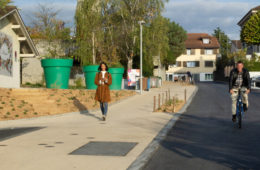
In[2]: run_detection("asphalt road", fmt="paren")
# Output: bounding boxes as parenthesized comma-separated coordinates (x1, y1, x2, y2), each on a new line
(144, 82, 260, 170)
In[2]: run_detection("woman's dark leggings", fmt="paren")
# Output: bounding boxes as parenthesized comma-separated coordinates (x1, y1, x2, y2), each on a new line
(100, 102, 108, 116)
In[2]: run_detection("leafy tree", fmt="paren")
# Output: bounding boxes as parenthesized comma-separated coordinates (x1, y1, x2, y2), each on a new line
(241, 11, 260, 45)
(113, 0, 168, 70)
(213, 27, 231, 58)
(166, 21, 187, 66)
(28, 4, 71, 58)
(213, 27, 231, 71)
(75, 0, 102, 65)
(0, 0, 11, 9)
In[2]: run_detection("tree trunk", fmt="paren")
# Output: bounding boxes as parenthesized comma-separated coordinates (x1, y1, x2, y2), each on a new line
(127, 56, 133, 71)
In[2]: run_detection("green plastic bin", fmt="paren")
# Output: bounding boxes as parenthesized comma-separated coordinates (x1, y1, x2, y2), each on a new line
(41, 59, 73, 89)
(83, 65, 99, 89)
(108, 68, 125, 90)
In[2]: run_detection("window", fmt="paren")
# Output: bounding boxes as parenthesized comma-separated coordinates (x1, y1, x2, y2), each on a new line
(186, 49, 191, 55)
(203, 38, 210, 44)
(169, 75, 173, 81)
(184, 61, 200, 68)
(187, 61, 195, 68)
(205, 49, 213, 55)
(177, 61, 182, 67)
(205, 61, 214, 67)
(205, 74, 213, 81)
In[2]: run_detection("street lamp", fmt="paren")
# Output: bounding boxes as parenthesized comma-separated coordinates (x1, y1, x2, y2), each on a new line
(139, 20, 145, 94)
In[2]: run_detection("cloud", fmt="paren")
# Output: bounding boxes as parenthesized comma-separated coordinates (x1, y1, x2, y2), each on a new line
(13, 0, 259, 40)
(162, 0, 259, 39)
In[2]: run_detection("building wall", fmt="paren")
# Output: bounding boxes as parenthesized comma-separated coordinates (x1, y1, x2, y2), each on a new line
(167, 49, 217, 74)
(0, 18, 21, 88)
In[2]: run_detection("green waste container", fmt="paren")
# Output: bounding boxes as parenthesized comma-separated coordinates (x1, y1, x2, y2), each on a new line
(83, 65, 99, 89)
(41, 59, 73, 89)
(108, 68, 125, 90)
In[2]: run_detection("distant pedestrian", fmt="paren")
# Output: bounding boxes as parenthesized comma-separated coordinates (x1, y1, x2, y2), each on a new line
(95, 62, 112, 121)
(187, 71, 192, 83)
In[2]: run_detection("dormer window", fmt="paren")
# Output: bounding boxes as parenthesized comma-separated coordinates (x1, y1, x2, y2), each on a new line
(203, 38, 210, 44)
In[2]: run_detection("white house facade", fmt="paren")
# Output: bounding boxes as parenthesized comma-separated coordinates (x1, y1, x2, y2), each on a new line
(167, 33, 220, 82)
(0, 6, 39, 88)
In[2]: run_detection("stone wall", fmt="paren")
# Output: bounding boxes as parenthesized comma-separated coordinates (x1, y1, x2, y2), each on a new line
(22, 57, 44, 84)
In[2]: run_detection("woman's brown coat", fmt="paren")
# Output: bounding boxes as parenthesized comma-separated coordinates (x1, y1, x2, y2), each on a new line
(95, 72, 112, 103)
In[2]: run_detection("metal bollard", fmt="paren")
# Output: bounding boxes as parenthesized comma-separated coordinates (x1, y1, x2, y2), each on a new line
(166, 91, 168, 103)
(158, 94, 161, 109)
(184, 89, 187, 103)
(154, 96, 156, 112)
(162, 93, 164, 105)
(172, 97, 175, 113)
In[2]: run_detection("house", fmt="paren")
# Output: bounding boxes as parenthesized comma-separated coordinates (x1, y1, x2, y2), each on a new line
(231, 40, 242, 53)
(0, 6, 39, 88)
(238, 5, 260, 57)
(167, 33, 220, 82)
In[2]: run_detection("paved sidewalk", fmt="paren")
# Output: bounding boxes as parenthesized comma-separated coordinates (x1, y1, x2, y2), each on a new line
(0, 83, 196, 170)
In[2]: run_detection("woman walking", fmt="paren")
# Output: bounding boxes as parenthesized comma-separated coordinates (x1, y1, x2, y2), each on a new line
(95, 62, 112, 121)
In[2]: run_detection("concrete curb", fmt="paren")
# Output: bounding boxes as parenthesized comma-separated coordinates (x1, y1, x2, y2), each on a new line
(127, 86, 199, 170)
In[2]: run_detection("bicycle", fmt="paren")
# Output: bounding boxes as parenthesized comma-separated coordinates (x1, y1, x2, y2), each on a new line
(236, 89, 245, 129)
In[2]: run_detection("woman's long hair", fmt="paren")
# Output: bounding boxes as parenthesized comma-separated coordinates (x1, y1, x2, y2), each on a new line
(98, 62, 109, 72)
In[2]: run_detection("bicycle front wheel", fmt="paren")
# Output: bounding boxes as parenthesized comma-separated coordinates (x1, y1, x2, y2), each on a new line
(238, 113, 242, 129)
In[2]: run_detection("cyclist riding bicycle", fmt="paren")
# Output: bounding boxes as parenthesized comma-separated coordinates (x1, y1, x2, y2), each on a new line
(229, 60, 251, 122)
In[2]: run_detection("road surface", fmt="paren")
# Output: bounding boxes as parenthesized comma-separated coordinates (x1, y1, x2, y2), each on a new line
(144, 82, 260, 170)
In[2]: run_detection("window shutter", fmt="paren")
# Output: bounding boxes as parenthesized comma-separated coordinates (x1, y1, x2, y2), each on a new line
(195, 61, 200, 67)
(183, 61, 187, 67)
(213, 49, 218, 54)
(201, 49, 205, 55)
(191, 49, 195, 55)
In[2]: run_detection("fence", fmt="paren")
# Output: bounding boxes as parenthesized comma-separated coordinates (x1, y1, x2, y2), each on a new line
(153, 88, 187, 113)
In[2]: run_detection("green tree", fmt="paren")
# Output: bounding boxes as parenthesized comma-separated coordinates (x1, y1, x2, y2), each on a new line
(213, 27, 231, 71)
(114, 0, 168, 70)
(0, 0, 11, 9)
(241, 11, 260, 45)
(140, 15, 170, 77)
(165, 21, 187, 66)
(75, 0, 102, 65)
(29, 4, 71, 58)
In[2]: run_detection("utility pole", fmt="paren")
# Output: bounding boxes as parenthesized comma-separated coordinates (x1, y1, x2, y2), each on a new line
(139, 20, 145, 94)
(92, 32, 95, 64)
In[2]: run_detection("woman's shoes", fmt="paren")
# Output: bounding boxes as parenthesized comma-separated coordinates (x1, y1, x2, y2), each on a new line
(102, 115, 106, 121)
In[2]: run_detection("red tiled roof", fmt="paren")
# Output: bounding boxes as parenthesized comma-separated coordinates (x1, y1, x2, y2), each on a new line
(185, 33, 220, 49)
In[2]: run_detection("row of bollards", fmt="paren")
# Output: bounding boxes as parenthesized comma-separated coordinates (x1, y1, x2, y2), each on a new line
(153, 88, 187, 112)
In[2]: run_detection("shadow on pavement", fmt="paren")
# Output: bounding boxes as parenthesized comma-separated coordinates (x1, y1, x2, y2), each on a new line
(73, 98, 102, 121)
(159, 113, 260, 169)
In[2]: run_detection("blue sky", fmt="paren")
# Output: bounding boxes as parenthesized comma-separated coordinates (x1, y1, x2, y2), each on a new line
(13, 0, 259, 40)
